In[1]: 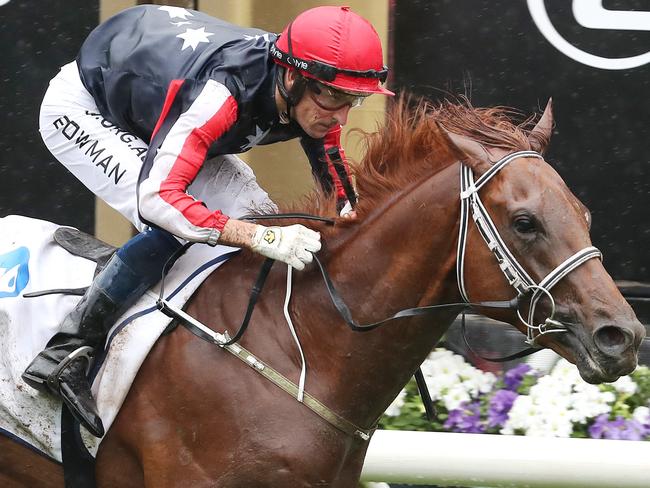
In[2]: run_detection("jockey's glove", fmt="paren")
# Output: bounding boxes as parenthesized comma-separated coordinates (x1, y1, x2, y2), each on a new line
(339, 199, 358, 220)
(251, 224, 321, 270)
(339, 200, 353, 217)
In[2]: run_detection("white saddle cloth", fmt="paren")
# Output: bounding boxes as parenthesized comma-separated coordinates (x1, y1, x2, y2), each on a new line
(0, 215, 239, 461)
(0, 154, 275, 461)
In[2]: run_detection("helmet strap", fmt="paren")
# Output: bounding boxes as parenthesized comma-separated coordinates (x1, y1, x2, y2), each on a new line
(275, 66, 307, 123)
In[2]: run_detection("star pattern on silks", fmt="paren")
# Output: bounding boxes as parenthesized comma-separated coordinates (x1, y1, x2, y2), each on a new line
(170, 21, 192, 28)
(158, 6, 193, 20)
(176, 27, 214, 51)
(241, 125, 270, 150)
(243, 33, 273, 43)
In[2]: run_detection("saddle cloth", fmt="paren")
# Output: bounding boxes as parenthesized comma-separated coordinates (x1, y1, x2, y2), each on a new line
(0, 214, 240, 461)
(0, 154, 274, 461)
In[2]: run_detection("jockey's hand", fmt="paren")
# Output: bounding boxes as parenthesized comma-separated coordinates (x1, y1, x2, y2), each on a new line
(251, 224, 321, 270)
(339, 200, 357, 219)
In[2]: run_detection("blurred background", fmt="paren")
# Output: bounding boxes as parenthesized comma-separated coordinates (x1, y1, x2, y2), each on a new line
(1, 0, 648, 364)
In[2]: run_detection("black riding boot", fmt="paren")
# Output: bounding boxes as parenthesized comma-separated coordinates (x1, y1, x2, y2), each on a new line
(22, 253, 150, 437)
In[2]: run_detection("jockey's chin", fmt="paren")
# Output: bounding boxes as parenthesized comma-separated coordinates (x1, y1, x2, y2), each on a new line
(302, 121, 337, 139)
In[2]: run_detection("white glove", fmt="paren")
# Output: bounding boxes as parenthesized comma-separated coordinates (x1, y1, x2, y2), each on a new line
(250, 224, 321, 270)
(339, 200, 353, 216)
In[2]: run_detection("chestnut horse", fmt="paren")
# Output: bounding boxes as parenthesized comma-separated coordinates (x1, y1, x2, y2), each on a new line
(1, 99, 645, 487)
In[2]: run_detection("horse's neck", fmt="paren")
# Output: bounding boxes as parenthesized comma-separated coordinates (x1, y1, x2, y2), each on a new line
(183, 162, 464, 430)
(294, 162, 464, 424)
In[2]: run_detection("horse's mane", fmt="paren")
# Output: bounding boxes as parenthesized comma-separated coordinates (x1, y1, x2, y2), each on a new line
(278, 95, 548, 223)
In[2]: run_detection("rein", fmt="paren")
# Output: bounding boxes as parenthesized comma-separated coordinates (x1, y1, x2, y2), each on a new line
(158, 150, 603, 441)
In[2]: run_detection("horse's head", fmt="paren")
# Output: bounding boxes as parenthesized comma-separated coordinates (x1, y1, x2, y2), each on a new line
(445, 100, 645, 383)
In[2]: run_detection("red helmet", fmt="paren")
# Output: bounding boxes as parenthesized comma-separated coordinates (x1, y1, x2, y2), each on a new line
(271, 6, 394, 96)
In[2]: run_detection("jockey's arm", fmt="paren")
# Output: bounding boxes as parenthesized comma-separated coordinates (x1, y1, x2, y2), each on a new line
(138, 79, 237, 246)
(137, 79, 320, 269)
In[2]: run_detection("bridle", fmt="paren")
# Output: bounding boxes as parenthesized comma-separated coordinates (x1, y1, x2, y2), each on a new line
(456, 150, 602, 346)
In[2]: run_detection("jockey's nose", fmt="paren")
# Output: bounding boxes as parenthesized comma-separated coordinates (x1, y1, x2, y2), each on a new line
(333, 105, 351, 126)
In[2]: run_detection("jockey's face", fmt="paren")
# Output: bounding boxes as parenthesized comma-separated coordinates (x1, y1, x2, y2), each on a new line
(284, 69, 354, 139)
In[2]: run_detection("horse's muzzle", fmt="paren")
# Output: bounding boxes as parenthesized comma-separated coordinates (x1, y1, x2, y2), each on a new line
(593, 323, 643, 356)
(580, 320, 646, 383)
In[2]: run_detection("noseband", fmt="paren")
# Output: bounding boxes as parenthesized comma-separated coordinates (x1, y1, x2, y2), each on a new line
(456, 150, 602, 345)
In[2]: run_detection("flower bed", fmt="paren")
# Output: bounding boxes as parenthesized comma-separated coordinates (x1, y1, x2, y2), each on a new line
(381, 348, 650, 440)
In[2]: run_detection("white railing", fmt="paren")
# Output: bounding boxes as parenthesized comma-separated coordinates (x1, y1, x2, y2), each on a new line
(361, 430, 650, 487)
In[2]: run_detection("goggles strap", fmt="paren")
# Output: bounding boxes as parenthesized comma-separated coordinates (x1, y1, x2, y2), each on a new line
(272, 34, 388, 83)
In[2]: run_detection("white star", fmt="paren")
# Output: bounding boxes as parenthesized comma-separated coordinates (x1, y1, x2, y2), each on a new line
(171, 21, 192, 27)
(176, 27, 214, 51)
(243, 33, 272, 43)
(158, 6, 193, 20)
(241, 126, 269, 150)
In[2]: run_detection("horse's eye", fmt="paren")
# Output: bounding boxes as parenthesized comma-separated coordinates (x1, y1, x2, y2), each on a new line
(513, 215, 536, 234)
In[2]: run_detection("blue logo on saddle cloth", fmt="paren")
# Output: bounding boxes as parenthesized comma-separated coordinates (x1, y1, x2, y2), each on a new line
(0, 247, 30, 298)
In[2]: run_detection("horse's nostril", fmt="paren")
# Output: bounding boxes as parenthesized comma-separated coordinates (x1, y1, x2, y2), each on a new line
(593, 325, 632, 355)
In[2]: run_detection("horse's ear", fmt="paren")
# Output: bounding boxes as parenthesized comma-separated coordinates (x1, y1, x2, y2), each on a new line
(529, 98, 553, 153)
(436, 123, 493, 174)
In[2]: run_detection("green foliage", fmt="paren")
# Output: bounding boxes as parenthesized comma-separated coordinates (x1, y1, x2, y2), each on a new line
(379, 380, 445, 432)
(629, 366, 650, 410)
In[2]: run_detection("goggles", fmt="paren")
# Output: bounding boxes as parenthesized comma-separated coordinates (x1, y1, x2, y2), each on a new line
(306, 80, 368, 111)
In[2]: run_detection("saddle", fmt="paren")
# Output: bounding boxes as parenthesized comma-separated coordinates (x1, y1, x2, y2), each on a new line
(54, 227, 116, 274)
(23, 228, 116, 299)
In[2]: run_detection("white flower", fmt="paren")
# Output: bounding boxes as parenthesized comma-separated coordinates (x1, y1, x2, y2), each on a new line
(425, 372, 457, 400)
(528, 414, 574, 438)
(462, 369, 497, 396)
(569, 382, 614, 423)
(502, 395, 537, 434)
(384, 389, 406, 417)
(545, 409, 575, 437)
(503, 392, 576, 438)
(500, 358, 620, 438)
(428, 348, 455, 361)
(420, 348, 496, 404)
(632, 406, 650, 424)
(442, 384, 471, 411)
(609, 375, 637, 395)
(550, 360, 582, 383)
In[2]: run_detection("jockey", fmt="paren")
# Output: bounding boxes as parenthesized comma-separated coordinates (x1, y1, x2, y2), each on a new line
(22, 5, 393, 437)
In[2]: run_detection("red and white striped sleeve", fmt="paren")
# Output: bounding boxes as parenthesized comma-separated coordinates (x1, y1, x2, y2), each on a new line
(139, 79, 238, 245)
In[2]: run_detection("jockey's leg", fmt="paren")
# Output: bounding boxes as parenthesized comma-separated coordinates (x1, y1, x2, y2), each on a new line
(22, 227, 183, 436)
(38, 61, 149, 230)
(28, 61, 274, 436)
(23, 60, 155, 436)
